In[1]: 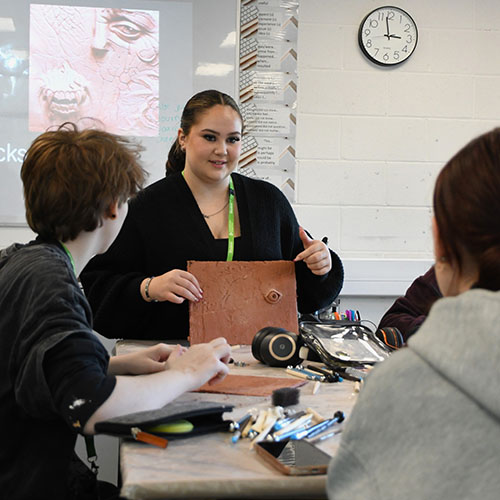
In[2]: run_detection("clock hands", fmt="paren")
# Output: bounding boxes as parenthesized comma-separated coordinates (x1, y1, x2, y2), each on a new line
(384, 15, 402, 40)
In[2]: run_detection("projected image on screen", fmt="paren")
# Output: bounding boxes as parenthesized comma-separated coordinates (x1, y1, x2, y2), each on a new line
(29, 4, 159, 136)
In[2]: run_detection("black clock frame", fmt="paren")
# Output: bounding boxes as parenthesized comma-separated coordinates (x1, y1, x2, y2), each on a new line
(358, 5, 418, 67)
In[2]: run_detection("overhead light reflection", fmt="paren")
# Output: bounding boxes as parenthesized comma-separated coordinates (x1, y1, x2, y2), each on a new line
(195, 62, 234, 77)
(0, 18, 15, 32)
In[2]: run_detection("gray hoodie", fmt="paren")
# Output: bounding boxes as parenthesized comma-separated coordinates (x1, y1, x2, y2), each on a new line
(327, 288, 500, 500)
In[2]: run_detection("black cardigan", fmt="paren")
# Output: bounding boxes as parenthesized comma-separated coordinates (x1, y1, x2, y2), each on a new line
(81, 172, 344, 340)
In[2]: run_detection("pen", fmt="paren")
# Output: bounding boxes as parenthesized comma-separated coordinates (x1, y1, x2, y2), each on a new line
(297, 366, 328, 380)
(250, 407, 283, 447)
(273, 414, 313, 438)
(230, 410, 254, 432)
(306, 364, 343, 383)
(308, 428, 343, 444)
(273, 410, 306, 431)
(285, 367, 325, 382)
(131, 427, 168, 449)
(273, 423, 311, 442)
(229, 413, 252, 435)
(240, 414, 257, 439)
(341, 366, 367, 382)
(303, 410, 344, 439)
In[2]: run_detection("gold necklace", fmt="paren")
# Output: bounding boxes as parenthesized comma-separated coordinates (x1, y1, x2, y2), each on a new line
(201, 199, 229, 219)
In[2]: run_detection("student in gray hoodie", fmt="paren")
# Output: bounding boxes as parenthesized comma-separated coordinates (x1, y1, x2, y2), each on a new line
(327, 127, 500, 500)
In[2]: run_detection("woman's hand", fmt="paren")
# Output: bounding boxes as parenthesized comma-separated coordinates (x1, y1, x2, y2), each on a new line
(141, 270, 203, 303)
(108, 343, 187, 376)
(294, 227, 332, 276)
(167, 337, 231, 389)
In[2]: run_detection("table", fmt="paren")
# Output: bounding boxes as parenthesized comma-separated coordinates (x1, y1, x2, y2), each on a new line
(115, 341, 359, 499)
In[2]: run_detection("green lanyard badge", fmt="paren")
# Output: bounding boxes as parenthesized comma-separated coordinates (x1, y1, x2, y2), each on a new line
(60, 242, 76, 276)
(226, 177, 235, 262)
(182, 172, 235, 262)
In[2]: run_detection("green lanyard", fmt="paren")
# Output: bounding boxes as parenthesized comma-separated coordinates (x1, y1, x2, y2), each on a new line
(226, 176, 235, 262)
(60, 241, 99, 474)
(182, 172, 235, 262)
(60, 242, 76, 276)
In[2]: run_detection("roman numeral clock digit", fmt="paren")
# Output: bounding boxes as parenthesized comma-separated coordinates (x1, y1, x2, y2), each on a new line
(358, 6, 418, 67)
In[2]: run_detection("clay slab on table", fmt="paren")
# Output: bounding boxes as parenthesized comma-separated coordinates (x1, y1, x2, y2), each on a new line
(188, 260, 298, 345)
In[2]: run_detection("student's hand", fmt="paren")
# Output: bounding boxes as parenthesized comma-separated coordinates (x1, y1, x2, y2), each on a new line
(109, 343, 186, 375)
(142, 270, 203, 303)
(86, 339, 231, 433)
(168, 337, 231, 389)
(294, 227, 332, 276)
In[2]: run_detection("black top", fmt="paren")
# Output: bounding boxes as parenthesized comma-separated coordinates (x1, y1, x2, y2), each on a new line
(81, 172, 344, 340)
(0, 240, 116, 499)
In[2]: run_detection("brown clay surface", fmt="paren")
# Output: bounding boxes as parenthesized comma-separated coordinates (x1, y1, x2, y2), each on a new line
(188, 260, 298, 345)
(194, 374, 306, 396)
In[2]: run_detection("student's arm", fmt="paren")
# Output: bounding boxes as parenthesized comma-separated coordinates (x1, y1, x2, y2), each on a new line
(107, 343, 186, 376)
(84, 338, 231, 434)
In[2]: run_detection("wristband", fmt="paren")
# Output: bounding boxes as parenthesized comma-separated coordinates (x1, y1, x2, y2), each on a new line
(144, 276, 159, 302)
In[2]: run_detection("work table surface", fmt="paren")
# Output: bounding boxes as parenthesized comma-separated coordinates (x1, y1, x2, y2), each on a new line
(114, 341, 359, 499)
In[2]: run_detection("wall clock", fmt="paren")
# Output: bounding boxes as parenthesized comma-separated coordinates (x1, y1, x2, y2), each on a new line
(358, 6, 418, 66)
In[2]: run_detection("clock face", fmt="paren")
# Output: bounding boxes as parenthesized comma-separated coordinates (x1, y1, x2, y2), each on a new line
(358, 6, 418, 66)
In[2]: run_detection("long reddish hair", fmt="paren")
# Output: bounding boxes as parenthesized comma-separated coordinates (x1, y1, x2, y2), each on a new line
(433, 127, 500, 290)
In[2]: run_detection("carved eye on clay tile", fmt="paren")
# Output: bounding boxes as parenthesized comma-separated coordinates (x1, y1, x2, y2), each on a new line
(264, 289, 282, 304)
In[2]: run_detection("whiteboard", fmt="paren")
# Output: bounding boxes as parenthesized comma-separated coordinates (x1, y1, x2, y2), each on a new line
(0, 0, 238, 225)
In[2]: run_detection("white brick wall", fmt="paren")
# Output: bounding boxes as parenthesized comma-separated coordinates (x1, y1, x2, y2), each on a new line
(2, 0, 500, 299)
(294, 0, 500, 293)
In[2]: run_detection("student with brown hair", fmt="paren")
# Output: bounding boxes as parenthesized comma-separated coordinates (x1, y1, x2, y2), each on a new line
(327, 128, 500, 500)
(81, 89, 344, 340)
(0, 123, 231, 500)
